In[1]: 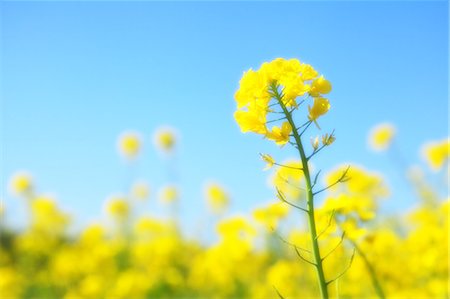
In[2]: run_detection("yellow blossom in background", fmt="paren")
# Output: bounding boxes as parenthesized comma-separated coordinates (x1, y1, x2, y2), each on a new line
(422, 138, 449, 171)
(153, 126, 176, 153)
(368, 123, 396, 151)
(9, 171, 33, 197)
(326, 164, 388, 198)
(31, 195, 70, 234)
(217, 215, 256, 241)
(131, 180, 150, 201)
(117, 131, 141, 159)
(308, 97, 330, 121)
(253, 202, 289, 230)
(158, 185, 179, 204)
(105, 196, 129, 220)
(204, 183, 230, 214)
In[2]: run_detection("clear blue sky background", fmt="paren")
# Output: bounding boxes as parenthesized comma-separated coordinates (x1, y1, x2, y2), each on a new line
(1, 1, 448, 232)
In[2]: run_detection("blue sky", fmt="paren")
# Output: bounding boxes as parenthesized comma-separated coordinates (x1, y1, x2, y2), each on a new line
(1, 1, 448, 232)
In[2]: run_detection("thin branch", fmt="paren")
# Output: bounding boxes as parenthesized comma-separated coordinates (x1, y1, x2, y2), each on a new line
(267, 116, 288, 124)
(307, 143, 327, 160)
(296, 120, 312, 131)
(276, 174, 306, 191)
(311, 170, 322, 189)
(321, 231, 346, 261)
(276, 188, 308, 213)
(272, 229, 311, 254)
(274, 163, 303, 171)
(326, 248, 356, 285)
(273, 286, 286, 299)
(299, 121, 313, 136)
(313, 166, 351, 195)
(315, 209, 336, 240)
(294, 246, 317, 266)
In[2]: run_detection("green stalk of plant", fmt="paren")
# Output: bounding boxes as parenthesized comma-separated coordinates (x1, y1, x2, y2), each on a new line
(270, 83, 329, 299)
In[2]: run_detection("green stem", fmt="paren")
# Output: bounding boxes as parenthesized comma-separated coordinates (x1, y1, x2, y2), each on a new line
(272, 85, 329, 299)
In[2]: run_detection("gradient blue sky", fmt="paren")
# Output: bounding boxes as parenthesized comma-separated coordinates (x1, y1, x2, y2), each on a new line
(1, 1, 448, 231)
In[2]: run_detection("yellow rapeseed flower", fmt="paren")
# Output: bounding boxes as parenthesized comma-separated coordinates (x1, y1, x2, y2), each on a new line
(266, 122, 292, 146)
(158, 185, 179, 204)
(422, 138, 449, 171)
(204, 183, 230, 214)
(153, 127, 176, 153)
(234, 102, 268, 134)
(234, 58, 331, 146)
(9, 171, 33, 197)
(368, 123, 396, 151)
(308, 97, 330, 121)
(131, 180, 150, 201)
(309, 75, 332, 97)
(105, 196, 129, 220)
(117, 131, 141, 159)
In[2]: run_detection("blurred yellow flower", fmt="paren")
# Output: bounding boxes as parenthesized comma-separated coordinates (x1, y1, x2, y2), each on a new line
(204, 183, 230, 214)
(153, 127, 176, 153)
(368, 123, 396, 151)
(158, 185, 179, 204)
(31, 195, 70, 233)
(422, 138, 449, 171)
(131, 180, 150, 201)
(9, 171, 33, 197)
(117, 131, 141, 159)
(105, 196, 129, 220)
(253, 202, 289, 230)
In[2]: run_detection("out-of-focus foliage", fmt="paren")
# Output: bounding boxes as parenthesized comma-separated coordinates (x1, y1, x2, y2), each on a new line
(1, 128, 448, 299)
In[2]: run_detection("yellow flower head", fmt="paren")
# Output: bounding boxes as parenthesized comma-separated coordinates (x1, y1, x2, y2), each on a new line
(234, 58, 331, 146)
(422, 138, 449, 171)
(204, 183, 230, 213)
(131, 180, 150, 201)
(368, 123, 396, 151)
(158, 185, 179, 204)
(309, 75, 332, 97)
(153, 126, 176, 153)
(9, 171, 33, 197)
(308, 97, 330, 121)
(234, 101, 268, 134)
(105, 195, 129, 220)
(265, 121, 292, 146)
(117, 131, 141, 159)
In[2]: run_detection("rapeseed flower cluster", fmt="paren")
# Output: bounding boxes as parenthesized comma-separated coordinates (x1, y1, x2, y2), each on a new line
(234, 58, 332, 145)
